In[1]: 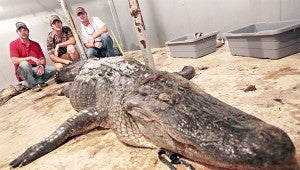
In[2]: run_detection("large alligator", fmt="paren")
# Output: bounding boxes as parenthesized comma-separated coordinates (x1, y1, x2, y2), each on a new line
(10, 57, 296, 169)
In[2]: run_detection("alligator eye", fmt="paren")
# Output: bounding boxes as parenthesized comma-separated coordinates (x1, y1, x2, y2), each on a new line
(178, 86, 185, 91)
(166, 81, 173, 87)
(138, 85, 151, 96)
(158, 93, 171, 102)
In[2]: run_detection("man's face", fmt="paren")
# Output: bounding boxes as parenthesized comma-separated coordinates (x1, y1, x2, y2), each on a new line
(51, 20, 63, 31)
(17, 28, 29, 39)
(77, 12, 88, 22)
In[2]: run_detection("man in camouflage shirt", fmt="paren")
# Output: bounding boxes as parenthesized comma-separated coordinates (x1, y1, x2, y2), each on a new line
(47, 15, 79, 72)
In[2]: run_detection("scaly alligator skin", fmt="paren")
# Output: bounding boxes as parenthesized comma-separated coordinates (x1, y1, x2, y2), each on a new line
(0, 85, 29, 106)
(10, 57, 296, 169)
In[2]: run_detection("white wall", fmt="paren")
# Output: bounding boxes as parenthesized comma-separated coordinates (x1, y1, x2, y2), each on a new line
(114, 0, 300, 48)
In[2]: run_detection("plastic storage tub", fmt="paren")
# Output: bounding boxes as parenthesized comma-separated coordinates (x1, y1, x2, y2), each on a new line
(224, 20, 300, 59)
(166, 31, 218, 58)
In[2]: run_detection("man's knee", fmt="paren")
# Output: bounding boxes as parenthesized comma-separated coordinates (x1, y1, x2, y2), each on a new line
(67, 45, 79, 61)
(101, 33, 112, 42)
(18, 61, 33, 74)
(86, 48, 97, 58)
(67, 45, 76, 53)
(18, 61, 31, 69)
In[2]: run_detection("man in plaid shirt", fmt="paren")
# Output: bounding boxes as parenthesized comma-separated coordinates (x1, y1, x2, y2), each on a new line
(47, 15, 79, 72)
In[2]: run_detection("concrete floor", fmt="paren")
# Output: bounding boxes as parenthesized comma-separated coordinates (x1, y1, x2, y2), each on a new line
(0, 45, 299, 169)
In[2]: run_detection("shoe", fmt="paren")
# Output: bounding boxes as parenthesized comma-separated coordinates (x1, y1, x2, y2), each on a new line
(15, 84, 30, 93)
(39, 83, 48, 88)
(31, 84, 42, 92)
(54, 72, 61, 84)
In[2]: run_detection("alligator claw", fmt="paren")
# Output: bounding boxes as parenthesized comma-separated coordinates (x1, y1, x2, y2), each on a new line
(10, 142, 45, 168)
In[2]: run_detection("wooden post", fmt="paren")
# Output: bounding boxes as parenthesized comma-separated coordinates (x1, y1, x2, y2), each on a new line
(57, 0, 87, 60)
(128, 0, 155, 70)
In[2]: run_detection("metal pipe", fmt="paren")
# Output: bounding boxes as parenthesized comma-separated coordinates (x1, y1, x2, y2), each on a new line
(127, 0, 155, 70)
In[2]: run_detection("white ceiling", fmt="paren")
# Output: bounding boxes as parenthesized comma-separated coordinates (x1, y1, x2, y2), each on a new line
(0, 0, 91, 20)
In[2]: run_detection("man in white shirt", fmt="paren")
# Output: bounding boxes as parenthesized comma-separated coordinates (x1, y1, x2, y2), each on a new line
(75, 7, 115, 58)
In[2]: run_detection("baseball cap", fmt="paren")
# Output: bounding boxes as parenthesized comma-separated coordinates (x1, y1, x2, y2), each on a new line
(49, 15, 62, 25)
(75, 7, 86, 15)
(16, 22, 28, 30)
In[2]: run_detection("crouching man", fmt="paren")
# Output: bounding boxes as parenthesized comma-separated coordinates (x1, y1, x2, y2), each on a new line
(47, 15, 79, 72)
(9, 22, 55, 92)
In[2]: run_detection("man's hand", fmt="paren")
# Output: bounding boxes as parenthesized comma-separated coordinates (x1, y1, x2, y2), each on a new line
(94, 41, 103, 48)
(63, 60, 72, 65)
(36, 65, 45, 76)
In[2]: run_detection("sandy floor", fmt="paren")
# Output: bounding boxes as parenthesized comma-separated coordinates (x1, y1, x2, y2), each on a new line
(0, 45, 299, 169)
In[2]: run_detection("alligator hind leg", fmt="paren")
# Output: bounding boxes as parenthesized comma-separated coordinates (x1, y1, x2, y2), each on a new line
(158, 149, 195, 170)
(10, 107, 105, 168)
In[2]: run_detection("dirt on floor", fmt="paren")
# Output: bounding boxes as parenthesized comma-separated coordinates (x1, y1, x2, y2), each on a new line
(0, 45, 299, 170)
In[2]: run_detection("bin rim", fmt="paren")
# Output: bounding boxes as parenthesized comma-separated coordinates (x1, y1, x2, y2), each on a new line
(223, 19, 300, 38)
(166, 31, 219, 45)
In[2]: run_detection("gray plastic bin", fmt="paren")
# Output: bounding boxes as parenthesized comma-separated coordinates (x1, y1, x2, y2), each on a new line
(166, 32, 218, 58)
(224, 20, 300, 59)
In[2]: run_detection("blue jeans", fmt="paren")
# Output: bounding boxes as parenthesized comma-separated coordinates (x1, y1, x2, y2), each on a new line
(86, 33, 115, 58)
(17, 61, 56, 88)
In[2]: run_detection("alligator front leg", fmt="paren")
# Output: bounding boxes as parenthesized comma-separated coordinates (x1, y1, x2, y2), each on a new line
(174, 66, 195, 80)
(10, 107, 105, 168)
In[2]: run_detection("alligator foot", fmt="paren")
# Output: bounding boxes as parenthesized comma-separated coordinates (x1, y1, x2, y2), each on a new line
(174, 66, 195, 80)
(158, 150, 195, 170)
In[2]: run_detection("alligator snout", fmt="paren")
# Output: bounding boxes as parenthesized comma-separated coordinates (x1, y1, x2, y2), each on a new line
(241, 126, 295, 166)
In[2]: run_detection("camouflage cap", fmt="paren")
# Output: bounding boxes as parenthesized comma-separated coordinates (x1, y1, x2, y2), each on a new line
(49, 15, 62, 25)
(75, 7, 86, 15)
(16, 22, 28, 30)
